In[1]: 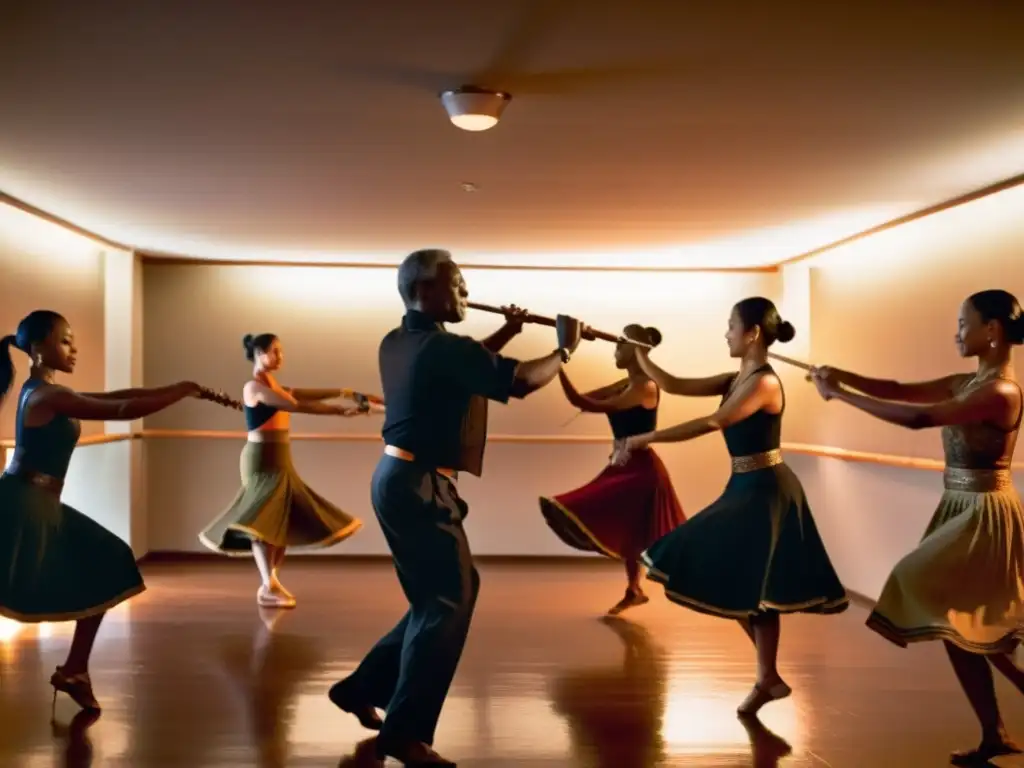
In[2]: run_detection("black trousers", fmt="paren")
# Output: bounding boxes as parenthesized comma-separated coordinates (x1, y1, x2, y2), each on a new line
(342, 455, 480, 746)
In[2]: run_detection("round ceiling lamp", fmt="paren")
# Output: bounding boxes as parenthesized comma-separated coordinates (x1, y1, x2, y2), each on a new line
(439, 86, 512, 132)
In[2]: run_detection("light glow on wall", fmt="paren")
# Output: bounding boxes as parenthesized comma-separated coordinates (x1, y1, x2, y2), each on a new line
(142, 204, 906, 269)
(800, 181, 1024, 278)
(0, 202, 101, 264)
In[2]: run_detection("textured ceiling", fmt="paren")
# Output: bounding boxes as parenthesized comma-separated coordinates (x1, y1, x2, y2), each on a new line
(0, 0, 1022, 266)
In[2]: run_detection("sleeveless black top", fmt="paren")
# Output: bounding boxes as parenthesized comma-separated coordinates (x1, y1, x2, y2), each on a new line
(13, 379, 82, 480)
(607, 398, 658, 439)
(244, 402, 279, 430)
(721, 364, 783, 458)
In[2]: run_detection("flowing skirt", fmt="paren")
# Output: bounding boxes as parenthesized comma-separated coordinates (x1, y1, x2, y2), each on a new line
(539, 448, 686, 560)
(866, 485, 1024, 654)
(0, 473, 145, 622)
(641, 463, 848, 618)
(199, 440, 362, 554)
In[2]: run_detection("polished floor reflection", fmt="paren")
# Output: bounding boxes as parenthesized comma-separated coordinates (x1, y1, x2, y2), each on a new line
(1, 559, 1024, 766)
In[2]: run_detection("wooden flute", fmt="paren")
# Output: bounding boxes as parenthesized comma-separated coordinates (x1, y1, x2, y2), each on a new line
(467, 302, 653, 349)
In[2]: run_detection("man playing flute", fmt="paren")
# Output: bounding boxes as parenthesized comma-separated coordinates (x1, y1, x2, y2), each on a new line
(327, 248, 582, 767)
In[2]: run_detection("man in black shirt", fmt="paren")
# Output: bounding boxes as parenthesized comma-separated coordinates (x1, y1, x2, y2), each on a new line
(328, 248, 580, 766)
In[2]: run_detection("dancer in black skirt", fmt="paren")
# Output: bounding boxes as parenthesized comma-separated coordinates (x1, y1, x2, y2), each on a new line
(0, 309, 222, 712)
(611, 297, 848, 715)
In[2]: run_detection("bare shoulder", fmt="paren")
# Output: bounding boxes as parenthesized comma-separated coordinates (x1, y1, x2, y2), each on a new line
(242, 379, 265, 405)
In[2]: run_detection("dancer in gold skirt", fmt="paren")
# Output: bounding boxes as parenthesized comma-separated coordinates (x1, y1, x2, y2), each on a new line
(811, 289, 1024, 766)
(199, 332, 380, 609)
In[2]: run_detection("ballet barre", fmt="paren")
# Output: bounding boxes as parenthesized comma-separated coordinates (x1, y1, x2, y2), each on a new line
(467, 302, 653, 349)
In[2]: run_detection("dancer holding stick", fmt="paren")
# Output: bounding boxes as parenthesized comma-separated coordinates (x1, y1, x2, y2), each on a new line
(0, 309, 236, 713)
(539, 323, 687, 616)
(611, 296, 848, 715)
(199, 332, 378, 609)
(809, 290, 1024, 765)
(328, 249, 583, 767)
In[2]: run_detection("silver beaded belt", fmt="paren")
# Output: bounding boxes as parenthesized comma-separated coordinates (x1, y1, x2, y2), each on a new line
(731, 449, 783, 474)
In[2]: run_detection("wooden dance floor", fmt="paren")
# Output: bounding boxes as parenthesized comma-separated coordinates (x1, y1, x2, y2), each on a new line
(2, 560, 1023, 767)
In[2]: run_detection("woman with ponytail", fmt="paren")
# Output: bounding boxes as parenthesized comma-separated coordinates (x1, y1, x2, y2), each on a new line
(612, 297, 848, 716)
(0, 309, 212, 713)
(539, 324, 686, 616)
(199, 333, 381, 609)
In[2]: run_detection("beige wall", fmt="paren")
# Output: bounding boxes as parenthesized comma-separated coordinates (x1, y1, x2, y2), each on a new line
(142, 262, 782, 554)
(0, 204, 105, 437)
(794, 182, 1024, 598)
(0, 202, 144, 552)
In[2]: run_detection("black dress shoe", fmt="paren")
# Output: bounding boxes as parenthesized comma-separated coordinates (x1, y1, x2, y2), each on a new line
(328, 681, 384, 731)
(374, 738, 456, 766)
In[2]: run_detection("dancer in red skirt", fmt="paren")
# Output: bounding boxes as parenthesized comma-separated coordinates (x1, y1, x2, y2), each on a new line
(539, 324, 686, 615)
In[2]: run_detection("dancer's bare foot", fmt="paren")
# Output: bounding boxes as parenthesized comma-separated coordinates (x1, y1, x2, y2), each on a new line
(950, 736, 1022, 765)
(737, 678, 791, 715)
(607, 589, 649, 616)
(375, 739, 456, 766)
(257, 585, 296, 609)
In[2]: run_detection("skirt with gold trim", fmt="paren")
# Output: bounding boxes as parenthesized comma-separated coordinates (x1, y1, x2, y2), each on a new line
(539, 448, 686, 560)
(866, 484, 1024, 654)
(0, 472, 146, 622)
(199, 440, 362, 554)
(641, 462, 849, 618)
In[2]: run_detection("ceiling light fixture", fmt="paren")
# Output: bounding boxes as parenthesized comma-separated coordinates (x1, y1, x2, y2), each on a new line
(440, 86, 511, 132)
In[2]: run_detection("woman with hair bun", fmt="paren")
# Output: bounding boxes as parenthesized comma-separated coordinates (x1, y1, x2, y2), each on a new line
(0, 309, 220, 712)
(199, 332, 380, 609)
(613, 297, 848, 715)
(540, 324, 686, 616)
(811, 289, 1024, 765)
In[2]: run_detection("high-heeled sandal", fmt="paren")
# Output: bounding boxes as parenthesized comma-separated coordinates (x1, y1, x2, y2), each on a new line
(50, 667, 101, 712)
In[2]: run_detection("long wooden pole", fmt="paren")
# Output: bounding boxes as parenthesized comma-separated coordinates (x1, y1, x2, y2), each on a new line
(467, 302, 653, 348)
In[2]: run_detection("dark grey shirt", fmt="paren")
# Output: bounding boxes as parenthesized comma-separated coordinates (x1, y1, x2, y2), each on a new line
(378, 309, 520, 476)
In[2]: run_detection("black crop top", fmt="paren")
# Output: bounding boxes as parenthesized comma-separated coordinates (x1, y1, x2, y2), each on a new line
(244, 402, 279, 430)
(607, 402, 658, 439)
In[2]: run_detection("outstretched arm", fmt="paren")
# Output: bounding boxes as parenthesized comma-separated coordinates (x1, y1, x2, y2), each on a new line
(78, 384, 185, 400)
(249, 382, 358, 416)
(634, 349, 734, 398)
(38, 382, 199, 421)
(817, 366, 968, 404)
(559, 371, 654, 414)
(814, 374, 1018, 430)
(286, 387, 343, 402)
(626, 373, 780, 450)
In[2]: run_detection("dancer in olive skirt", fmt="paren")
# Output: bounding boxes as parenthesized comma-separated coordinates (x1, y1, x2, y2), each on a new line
(540, 324, 686, 616)
(0, 309, 223, 712)
(612, 297, 848, 716)
(811, 289, 1024, 765)
(199, 332, 381, 609)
